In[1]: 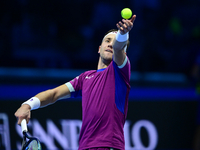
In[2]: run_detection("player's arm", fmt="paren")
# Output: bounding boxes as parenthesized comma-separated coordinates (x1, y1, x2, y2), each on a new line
(36, 84, 70, 106)
(113, 15, 136, 66)
(14, 84, 70, 124)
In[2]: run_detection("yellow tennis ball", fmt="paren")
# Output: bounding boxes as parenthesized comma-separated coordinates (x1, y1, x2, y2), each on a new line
(121, 8, 132, 19)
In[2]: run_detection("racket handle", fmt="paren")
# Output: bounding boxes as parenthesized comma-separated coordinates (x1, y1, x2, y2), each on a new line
(21, 119, 28, 133)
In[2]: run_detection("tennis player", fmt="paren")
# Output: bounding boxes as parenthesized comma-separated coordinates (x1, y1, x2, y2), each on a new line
(15, 15, 136, 150)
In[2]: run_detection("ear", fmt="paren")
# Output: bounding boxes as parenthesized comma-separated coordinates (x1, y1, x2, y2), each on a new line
(98, 46, 101, 53)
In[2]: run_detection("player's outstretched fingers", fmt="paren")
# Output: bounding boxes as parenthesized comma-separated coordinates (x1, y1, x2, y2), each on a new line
(116, 22, 124, 32)
(130, 15, 136, 23)
(122, 19, 133, 31)
(119, 21, 129, 33)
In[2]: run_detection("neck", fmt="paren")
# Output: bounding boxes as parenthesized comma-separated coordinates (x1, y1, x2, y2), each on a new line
(97, 57, 111, 70)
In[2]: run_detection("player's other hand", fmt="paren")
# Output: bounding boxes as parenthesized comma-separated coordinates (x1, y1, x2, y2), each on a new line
(14, 104, 31, 125)
(116, 15, 136, 35)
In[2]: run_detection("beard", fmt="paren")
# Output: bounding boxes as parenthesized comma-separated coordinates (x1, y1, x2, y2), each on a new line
(100, 52, 112, 66)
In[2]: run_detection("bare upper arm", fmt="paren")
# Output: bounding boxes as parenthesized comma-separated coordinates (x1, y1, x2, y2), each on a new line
(53, 84, 71, 101)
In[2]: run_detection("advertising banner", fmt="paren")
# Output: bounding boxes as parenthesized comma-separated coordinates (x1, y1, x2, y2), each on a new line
(0, 99, 197, 150)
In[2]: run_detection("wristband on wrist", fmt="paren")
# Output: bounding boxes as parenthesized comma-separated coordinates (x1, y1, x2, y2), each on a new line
(22, 97, 41, 110)
(115, 30, 129, 42)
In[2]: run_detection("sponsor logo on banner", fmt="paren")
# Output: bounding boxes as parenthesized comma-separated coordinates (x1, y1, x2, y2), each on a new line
(0, 112, 158, 150)
(15, 119, 158, 150)
(0, 113, 11, 150)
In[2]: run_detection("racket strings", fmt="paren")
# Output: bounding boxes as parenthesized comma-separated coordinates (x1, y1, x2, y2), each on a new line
(27, 140, 38, 150)
(27, 140, 41, 150)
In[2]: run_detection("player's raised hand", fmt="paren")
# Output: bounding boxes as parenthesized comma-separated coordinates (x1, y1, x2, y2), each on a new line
(116, 15, 136, 35)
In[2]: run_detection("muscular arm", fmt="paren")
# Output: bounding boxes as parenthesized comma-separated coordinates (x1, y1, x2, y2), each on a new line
(113, 15, 136, 66)
(15, 84, 70, 124)
(36, 84, 70, 107)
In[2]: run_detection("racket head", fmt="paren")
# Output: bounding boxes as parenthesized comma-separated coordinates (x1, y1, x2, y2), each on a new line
(21, 132, 42, 150)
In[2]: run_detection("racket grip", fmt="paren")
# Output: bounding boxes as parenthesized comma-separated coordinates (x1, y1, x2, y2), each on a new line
(21, 119, 28, 133)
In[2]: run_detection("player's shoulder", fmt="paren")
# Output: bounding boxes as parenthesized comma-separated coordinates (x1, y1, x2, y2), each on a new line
(84, 70, 96, 74)
(80, 70, 96, 78)
(112, 56, 130, 69)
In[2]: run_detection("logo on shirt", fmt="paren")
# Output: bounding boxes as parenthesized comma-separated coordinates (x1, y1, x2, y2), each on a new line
(85, 75, 94, 79)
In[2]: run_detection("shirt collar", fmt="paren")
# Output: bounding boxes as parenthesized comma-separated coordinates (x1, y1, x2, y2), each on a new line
(97, 68, 106, 72)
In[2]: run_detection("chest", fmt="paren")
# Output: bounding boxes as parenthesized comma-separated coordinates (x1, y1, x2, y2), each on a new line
(82, 69, 115, 94)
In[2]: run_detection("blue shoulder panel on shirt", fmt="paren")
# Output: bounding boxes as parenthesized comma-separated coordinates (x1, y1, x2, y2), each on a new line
(113, 62, 127, 114)
(71, 90, 82, 98)
(97, 68, 106, 72)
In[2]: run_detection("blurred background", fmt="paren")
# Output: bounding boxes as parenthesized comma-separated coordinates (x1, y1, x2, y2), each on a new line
(0, 0, 200, 149)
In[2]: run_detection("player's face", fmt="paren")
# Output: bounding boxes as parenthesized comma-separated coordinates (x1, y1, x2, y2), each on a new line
(98, 34, 116, 62)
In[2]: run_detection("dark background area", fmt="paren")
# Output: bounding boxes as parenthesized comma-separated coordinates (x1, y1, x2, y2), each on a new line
(0, 0, 199, 75)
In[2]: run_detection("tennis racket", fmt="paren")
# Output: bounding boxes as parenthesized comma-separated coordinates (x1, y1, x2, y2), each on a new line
(21, 119, 42, 150)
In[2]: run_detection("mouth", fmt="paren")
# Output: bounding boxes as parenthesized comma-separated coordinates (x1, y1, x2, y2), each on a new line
(105, 49, 113, 53)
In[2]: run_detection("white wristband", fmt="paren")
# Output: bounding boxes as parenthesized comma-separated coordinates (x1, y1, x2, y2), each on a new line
(22, 97, 41, 110)
(115, 30, 129, 42)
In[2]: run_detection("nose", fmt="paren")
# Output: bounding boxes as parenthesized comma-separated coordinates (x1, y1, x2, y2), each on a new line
(108, 44, 113, 49)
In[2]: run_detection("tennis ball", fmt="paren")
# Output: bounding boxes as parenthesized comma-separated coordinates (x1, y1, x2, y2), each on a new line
(121, 8, 132, 19)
